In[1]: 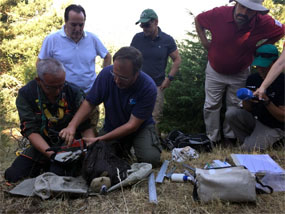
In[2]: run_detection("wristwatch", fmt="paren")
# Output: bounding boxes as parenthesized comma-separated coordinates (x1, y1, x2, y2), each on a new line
(168, 74, 174, 81)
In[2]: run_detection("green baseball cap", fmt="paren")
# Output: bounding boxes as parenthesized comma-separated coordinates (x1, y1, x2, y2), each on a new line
(135, 9, 158, 25)
(252, 44, 279, 68)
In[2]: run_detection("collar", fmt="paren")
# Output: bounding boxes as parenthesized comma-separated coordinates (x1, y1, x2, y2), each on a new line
(227, 6, 257, 31)
(60, 25, 87, 39)
(143, 26, 162, 40)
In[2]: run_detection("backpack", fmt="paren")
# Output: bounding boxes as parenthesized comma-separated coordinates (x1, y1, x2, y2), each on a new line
(163, 130, 213, 152)
(82, 141, 131, 186)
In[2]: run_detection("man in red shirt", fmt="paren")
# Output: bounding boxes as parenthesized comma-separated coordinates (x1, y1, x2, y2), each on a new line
(195, 0, 284, 145)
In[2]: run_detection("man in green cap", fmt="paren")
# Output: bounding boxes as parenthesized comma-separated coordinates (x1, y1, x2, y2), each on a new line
(225, 44, 284, 151)
(131, 9, 181, 136)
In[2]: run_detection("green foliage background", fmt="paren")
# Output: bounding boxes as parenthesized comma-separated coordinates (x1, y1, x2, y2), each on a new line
(0, 0, 284, 132)
(0, 0, 69, 127)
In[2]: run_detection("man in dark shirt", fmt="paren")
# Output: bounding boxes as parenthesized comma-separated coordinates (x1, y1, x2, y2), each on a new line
(5, 58, 94, 183)
(60, 47, 161, 167)
(226, 44, 284, 151)
(131, 9, 181, 135)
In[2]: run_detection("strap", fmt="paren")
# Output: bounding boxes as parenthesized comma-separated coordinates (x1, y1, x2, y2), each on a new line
(255, 177, 273, 194)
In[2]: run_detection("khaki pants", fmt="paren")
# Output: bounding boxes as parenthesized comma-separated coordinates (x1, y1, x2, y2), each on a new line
(99, 125, 162, 167)
(89, 106, 100, 136)
(152, 87, 164, 135)
(226, 107, 285, 151)
(204, 61, 250, 142)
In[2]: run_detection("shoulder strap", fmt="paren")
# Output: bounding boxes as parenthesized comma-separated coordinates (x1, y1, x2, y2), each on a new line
(255, 177, 274, 194)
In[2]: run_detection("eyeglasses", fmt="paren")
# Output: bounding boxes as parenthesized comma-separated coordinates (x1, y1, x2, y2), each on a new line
(255, 52, 278, 59)
(40, 79, 65, 91)
(110, 70, 130, 82)
(140, 21, 152, 28)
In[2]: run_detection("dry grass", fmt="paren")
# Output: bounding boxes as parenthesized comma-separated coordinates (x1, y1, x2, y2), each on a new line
(1, 131, 285, 214)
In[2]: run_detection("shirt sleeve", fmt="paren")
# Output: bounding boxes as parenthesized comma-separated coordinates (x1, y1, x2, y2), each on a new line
(256, 15, 285, 44)
(38, 34, 53, 59)
(197, 7, 220, 30)
(132, 79, 157, 120)
(91, 33, 109, 59)
(16, 92, 42, 138)
(167, 35, 177, 55)
(86, 67, 110, 105)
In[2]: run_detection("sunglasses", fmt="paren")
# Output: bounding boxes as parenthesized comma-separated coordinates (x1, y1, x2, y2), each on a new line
(140, 21, 152, 28)
(255, 52, 278, 59)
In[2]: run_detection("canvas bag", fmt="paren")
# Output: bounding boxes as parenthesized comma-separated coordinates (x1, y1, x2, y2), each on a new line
(193, 166, 257, 202)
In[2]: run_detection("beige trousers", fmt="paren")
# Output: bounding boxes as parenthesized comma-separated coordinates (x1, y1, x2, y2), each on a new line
(204, 62, 250, 142)
(152, 87, 164, 135)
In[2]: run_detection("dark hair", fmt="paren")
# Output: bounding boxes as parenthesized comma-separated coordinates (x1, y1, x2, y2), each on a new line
(64, 4, 86, 22)
(113, 47, 143, 74)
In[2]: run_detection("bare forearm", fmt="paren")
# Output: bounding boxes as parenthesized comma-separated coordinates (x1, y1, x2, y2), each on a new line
(81, 128, 96, 138)
(266, 103, 285, 122)
(103, 53, 112, 67)
(69, 100, 93, 129)
(100, 115, 143, 141)
(242, 100, 252, 112)
(100, 122, 138, 141)
(28, 133, 54, 158)
(195, 17, 210, 50)
(169, 55, 181, 77)
(260, 51, 285, 90)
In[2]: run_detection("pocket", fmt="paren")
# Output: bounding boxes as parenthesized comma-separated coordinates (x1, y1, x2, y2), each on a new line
(148, 125, 162, 152)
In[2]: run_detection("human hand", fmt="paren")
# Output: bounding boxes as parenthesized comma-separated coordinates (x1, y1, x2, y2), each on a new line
(59, 125, 76, 146)
(83, 137, 101, 146)
(159, 78, 171, 90)
(253, 87, 266, 101)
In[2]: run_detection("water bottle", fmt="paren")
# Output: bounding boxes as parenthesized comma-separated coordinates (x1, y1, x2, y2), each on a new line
(171, 173, 191, 182)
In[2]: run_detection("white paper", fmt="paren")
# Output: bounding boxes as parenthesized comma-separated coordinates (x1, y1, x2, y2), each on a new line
(231, 154, 284, 174)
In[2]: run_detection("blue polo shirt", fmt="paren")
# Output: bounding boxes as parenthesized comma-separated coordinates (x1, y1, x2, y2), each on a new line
(38, 26, 109, 93)
(131, 27, 177, 86)
(86, 65, 157, 132)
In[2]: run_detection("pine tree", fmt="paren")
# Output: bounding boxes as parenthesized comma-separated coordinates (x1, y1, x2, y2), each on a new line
(0, 0, 68, 126)
(160, 30, 208, 133)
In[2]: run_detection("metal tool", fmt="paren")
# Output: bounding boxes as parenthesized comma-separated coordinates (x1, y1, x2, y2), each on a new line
(182, 163, 196, 172)
(148, 172, 158, 204)
(155, 160, 170, 183)
(166, 166, 177, 179)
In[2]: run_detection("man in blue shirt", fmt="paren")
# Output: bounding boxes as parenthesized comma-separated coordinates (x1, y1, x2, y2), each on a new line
(131, 9, 181, 135)
(60, 47, 161, 167)
(38, 4, 112, 134)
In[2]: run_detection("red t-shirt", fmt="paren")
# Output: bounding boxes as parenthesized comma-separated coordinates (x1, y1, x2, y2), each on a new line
(197, 6, 285, 75)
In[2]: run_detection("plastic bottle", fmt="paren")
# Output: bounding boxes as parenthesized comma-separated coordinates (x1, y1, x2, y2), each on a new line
(171, 173, 191, 182)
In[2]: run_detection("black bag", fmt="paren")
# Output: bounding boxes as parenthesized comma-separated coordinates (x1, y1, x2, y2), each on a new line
(82, 141, 131, 186)
(163, 130, 213, 152)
